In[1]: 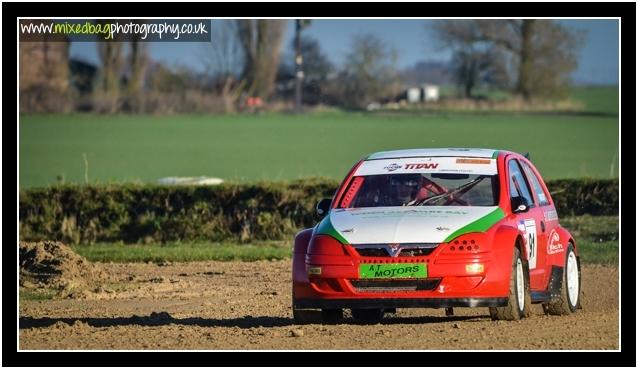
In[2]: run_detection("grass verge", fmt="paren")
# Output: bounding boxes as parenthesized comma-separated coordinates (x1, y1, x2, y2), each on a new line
(19, 288, 57, 301)
(72, 241, 291, 263)
(560, 215, 618, 265)
(70, 216, 618, 265)
(575, 240, 618, 265)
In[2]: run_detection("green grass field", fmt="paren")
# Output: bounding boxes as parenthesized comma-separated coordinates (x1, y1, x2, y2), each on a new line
(571, 86, 619, 116)
(19, 87, 618, 188)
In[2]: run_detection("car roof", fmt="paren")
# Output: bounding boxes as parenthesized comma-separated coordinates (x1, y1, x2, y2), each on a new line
(366, 148, 500, 160)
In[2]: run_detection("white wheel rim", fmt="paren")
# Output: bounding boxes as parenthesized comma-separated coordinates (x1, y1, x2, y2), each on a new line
(567, 251, 579, 306)
(516, 258, 524, 308)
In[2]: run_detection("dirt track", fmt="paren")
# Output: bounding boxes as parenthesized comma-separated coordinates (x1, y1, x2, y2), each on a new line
(19, 260, 619, 350)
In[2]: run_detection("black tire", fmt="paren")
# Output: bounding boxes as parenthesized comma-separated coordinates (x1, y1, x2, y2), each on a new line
(489, 247, 531, 321)
(292, 293, 344, 324)
(351, 308, 384, 324)
(293, 308, 322, 324)
(543, 243, 580, 315)
(292, 290, 321, 324)
(321, 309, 344, 324)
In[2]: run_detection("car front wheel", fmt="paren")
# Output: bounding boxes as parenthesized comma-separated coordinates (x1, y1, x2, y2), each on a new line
(489, 247, 531, 321)
(351, 308, 384, 324)
(292, 292, 344, 324)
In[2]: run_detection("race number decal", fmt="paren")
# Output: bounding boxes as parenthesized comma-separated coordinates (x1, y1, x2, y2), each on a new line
(518, 219, 537, 269)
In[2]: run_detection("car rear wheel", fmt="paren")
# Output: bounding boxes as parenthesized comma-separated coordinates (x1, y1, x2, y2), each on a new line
(351, 308, 384, 324)
(543, 243, 580, 315)
(489, 247, 531, 321)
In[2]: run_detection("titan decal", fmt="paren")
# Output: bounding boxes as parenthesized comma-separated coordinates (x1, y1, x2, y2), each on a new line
(404, 163, 439, 170)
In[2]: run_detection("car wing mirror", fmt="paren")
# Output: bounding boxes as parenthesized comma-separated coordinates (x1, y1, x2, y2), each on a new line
(316, 198, 332, 218)
(511, 196, 530, 213)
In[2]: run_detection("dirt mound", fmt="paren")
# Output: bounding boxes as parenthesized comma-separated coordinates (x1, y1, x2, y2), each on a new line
(19, 241, 105, 295)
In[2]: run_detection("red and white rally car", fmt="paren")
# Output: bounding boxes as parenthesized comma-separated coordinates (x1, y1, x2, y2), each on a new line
(292, 148, 581, 323)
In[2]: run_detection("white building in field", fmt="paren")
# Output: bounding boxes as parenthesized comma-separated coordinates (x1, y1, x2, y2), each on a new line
(402, 84, 440, 104)
(423, 84, 440, 102)
(406, 87, 421, 103)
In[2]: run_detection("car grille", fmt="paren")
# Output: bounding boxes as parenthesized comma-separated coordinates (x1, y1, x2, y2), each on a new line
(356, 248, 388, 257)
(350, 278, 441, 292)
(353, 244, 438, 258)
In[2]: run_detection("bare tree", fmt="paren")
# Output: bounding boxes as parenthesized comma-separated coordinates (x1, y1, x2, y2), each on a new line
(432, 19, 583, 99)
(339, 34, 400, 109)
(201, 20, 246, 112)
(203, 20, 244, 78)
(472, 20, 537, 98)
(127, 20, 148, 113)
(433, 20, 509, 98)
(19, 36, 71, 112)
(236, 19, 287, 99)
(96, 20, 124, 113)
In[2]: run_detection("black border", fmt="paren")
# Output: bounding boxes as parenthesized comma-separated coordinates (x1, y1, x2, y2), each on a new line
(5, 1, 636, 367)
(4, 1, 637, 17)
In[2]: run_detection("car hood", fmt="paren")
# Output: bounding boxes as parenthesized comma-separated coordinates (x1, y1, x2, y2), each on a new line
(316, 206, 505, 244)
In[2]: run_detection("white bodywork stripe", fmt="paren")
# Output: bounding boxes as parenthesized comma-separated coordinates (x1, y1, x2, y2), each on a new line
(354, 157, 497, 176)
(330, 206, 499, 244)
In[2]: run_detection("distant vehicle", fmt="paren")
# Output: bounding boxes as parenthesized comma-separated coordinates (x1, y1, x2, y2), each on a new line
(292, 148, 581, 324)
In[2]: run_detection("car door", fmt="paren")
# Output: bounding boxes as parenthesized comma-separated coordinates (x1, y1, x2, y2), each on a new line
(520, 159, 558, 290)
(506, 157, 546, 290)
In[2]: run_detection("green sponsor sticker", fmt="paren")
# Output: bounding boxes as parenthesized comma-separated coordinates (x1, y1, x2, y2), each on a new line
(359, 263, 427, 279)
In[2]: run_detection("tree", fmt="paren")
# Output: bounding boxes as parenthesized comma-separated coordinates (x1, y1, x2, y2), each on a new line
(201, 20, 246, 112)
(236, 19, 287, 99)
(96, 20, 124, 113)
(295, 37, 333, 83)
(278, 35, 334, 105)
(432, 19, 583, 99)
(339, 34, 400, 109)
(293, 19, 314, 111)
(449, 47, 508, 98)
(126, 20, 148, 113)
(433, 20, 510, 98)
(202, 20, 244, 78)
(19, 35, 71, 112)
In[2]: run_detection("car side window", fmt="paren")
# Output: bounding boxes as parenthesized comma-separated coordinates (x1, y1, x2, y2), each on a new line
(521, 161, 550, 206)
(508, 159, 535, 207)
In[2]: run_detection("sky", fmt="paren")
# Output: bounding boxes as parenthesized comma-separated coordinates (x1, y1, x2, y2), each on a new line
(70, 19, 620, 85)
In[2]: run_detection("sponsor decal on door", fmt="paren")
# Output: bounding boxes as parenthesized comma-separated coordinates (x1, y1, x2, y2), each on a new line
(547, 229, 564, 255)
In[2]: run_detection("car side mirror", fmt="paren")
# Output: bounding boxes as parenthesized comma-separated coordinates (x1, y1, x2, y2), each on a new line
(511, 196, 530, 213)
(316, 198, 332, 217)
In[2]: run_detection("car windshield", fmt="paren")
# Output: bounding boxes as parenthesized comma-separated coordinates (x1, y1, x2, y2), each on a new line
(339, 173, 499, 208)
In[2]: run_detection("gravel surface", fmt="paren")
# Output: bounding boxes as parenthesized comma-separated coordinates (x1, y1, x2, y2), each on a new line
(19, 261, 618, 350)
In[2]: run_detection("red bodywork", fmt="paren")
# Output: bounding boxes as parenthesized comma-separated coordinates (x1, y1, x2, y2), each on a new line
(292, 151, 577, 310)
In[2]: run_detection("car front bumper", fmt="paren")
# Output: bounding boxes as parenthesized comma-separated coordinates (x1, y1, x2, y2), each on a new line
(292, 250, 512, 308)
(294, 297, 508, 309)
